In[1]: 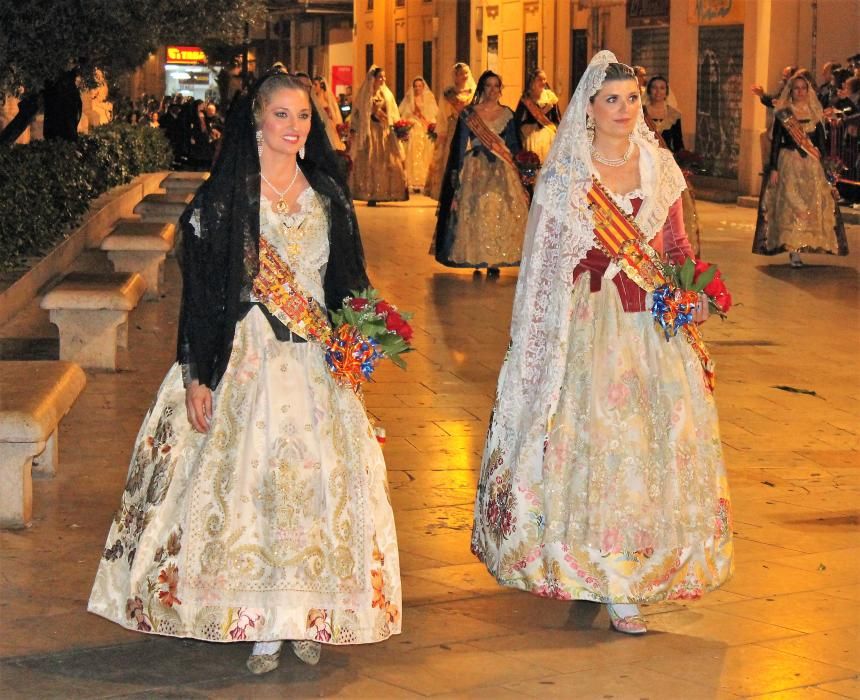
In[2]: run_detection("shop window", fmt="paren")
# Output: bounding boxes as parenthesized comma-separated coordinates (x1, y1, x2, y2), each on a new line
(570, 29, 588, 96)
(423, 41, 433, 88)
(632, 27, 669, 84)
(456, 0, 470, 64)
(487, 35, 499, 73)
(524, 33, 539, 85)
(366, 44, 374, 72)
(395, 43, 406, 103)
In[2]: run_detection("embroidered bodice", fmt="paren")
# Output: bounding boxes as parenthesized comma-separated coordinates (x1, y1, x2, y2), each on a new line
(606, 187, 645, 216)
(573, 190, 693, 312)
(257, 187, 330, 305)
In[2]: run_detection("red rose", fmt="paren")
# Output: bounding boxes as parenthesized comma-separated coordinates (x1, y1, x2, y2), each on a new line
(396, 321, 413, 342)
(703, 274, 726, 299)
(375, 300, 396, 315)
(349, 297, 369, 311)
(713, 291, 732, 313)
(693, 260, 711, 276)
(385, 310, 403, 331)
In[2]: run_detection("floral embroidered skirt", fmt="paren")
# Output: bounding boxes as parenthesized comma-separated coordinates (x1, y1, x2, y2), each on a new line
(753, 148, 848, 256)
(349, 122, 408, 202)
(472, 278, 733, 603)
(443, 153, 528, 268)
(88, 307, 402, 643)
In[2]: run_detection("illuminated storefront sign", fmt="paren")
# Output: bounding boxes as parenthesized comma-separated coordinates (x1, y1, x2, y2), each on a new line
(166, 46, 207, 65)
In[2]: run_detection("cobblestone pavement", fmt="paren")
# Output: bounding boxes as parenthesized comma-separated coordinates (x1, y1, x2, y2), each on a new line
(1, 196, 858, 699)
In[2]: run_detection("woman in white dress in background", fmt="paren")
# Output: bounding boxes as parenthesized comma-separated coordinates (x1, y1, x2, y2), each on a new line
(349, 65, 408, 204)
(425, 62, 476, 200)
(399, 76, 439, 192)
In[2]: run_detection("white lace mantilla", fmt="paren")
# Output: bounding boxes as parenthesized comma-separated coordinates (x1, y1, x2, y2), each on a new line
(488, 49, 687, 497)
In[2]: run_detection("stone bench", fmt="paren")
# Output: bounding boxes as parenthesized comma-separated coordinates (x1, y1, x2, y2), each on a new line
(40, 272, 146, 370)
(101, 220, 176, 300)
(161, 171, 208, 195)
(0, 361, 86, 528)
(133, 192, 192, 224)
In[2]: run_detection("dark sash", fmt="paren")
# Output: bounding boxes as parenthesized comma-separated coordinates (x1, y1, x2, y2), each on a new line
(521, 95, 555, 129)
(463, 110, 529, 205)
(776, 109, 821, 160)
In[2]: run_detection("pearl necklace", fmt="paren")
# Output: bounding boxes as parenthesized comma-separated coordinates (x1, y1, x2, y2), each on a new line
(261, 166, 300, 214)
(590, 140, 635, 167)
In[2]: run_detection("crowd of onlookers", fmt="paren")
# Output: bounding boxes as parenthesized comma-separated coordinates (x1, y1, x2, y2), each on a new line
(115, 93, 225, 169)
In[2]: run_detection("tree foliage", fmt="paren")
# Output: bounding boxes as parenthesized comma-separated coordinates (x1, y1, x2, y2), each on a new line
(0, 0, 266, 94)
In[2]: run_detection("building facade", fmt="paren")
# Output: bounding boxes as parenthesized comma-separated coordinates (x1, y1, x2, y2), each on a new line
(353, 0, 859, 195)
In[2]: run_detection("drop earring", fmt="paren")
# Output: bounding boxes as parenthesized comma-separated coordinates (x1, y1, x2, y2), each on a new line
(586, 114, 595, 141)
(256, 130, 263, 157)
(299, 145, 305, 159)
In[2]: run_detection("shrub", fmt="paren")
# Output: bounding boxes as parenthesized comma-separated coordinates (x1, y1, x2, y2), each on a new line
(0, 123, 172, 271)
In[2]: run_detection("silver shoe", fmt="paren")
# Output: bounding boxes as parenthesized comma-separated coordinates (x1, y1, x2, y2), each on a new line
(291, 640, 322, 666)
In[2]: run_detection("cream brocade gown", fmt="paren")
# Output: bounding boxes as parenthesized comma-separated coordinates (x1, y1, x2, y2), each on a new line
(425, 91, 470, 200)
(472, 190, 733, 603)
(403, 118, 433, 191)
(88, 188, 402, 644)
(349, 96, 408, 202)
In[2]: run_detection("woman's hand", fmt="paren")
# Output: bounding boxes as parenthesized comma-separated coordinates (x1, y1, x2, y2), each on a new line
(693, 293, 710, 324)
(185, 380, 212, 433)
(769, 170, 779, 186)
(751, 85, 765, 97)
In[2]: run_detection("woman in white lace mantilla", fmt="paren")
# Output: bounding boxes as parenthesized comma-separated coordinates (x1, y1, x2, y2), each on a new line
(88, 71, 401, 675)
(425, 62, 476, 200)
(311, 75, 345, 151)
(349, 65, 408, 204)
(471, 53, 733, 635)
(399, 76, 439, 192)
(752, 69, 848, 266)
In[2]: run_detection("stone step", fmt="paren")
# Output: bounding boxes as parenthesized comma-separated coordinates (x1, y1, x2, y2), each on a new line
(133, 192, 192, 223)
(101, 222, 176, 300)
(737, 195, 759, 209)
(160, 171, 209, 195)
(103, 221, 175, 252)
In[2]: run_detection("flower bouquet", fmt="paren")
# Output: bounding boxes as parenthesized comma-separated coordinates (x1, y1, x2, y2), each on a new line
(427, 122, 438, 142)
(822, 155, 846, 186)
(652, 258, 732, 340)
(392, 119, 413, 141)
(325, 288, 414, 392)
(514, 150, 541, 187)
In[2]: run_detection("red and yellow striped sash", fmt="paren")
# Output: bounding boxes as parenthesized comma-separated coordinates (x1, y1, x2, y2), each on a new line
(521, 95, 555, 129)
(252, 236, 332, 344)
(587, 178, 716, 391)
